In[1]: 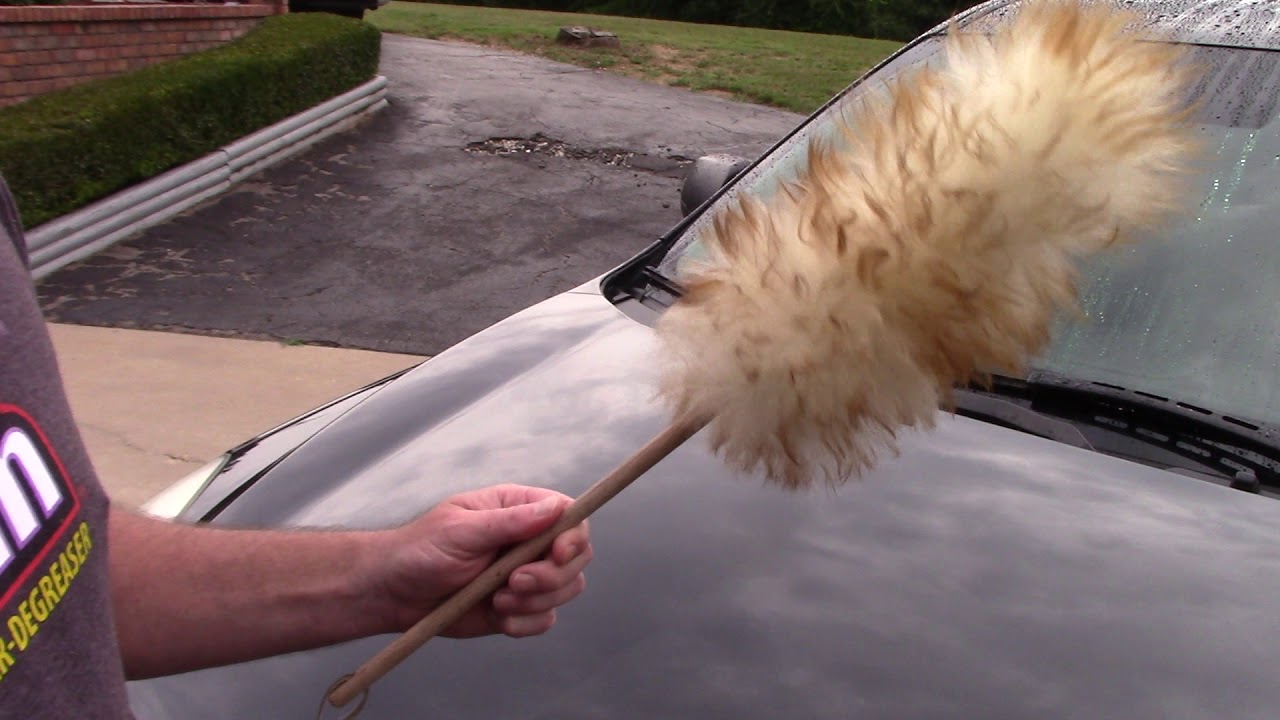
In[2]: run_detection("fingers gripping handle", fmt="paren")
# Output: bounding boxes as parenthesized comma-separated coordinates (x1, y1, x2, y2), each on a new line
(326, 414, 709, 709)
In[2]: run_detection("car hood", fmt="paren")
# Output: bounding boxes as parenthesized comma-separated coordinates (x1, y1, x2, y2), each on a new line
(129, 288, 1280, 719)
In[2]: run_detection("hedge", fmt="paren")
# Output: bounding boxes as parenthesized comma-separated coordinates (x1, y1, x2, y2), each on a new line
(0, 13, 381, 229)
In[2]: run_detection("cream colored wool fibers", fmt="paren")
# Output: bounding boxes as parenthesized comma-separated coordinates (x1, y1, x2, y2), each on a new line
(656, 0, 1202, 488)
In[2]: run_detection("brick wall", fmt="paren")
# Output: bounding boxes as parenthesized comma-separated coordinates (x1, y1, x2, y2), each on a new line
(0, 3, 283, 107)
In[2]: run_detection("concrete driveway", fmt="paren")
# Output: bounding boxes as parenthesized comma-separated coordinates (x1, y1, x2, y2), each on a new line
(49, 324, 423, 509)
(36, 33, 804, 506)
(37, 34, 802, 356)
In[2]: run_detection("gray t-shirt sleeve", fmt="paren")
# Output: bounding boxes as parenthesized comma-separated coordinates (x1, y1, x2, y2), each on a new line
(0, 175, 134, 719)
(0, 175, 25, 268)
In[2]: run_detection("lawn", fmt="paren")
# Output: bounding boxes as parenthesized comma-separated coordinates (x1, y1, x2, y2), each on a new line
(368, 2, 904, 115)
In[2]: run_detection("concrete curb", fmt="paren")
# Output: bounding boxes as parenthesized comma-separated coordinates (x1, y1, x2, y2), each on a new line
(28, 75, 390, 281)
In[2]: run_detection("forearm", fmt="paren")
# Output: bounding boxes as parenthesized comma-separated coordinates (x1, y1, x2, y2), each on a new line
(108, 507, 395, 680)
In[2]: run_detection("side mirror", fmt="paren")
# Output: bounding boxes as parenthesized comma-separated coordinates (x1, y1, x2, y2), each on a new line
(679, 154, 751, 216)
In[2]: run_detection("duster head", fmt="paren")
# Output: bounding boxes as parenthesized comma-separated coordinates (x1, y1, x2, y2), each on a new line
(655, 0, 1203, 489)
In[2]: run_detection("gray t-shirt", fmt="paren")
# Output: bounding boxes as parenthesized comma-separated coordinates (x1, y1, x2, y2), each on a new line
(0, 177, 133, 718)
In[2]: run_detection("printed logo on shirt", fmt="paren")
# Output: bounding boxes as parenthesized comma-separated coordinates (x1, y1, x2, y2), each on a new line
(0, 404, 90, 681)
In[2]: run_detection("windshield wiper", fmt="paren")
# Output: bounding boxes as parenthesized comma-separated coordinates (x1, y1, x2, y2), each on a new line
(973, 370, 1280, 493)
(951, 390, 1095, 450)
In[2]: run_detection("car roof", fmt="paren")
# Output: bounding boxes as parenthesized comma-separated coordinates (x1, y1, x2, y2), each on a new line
(950, 0, 1280, 51)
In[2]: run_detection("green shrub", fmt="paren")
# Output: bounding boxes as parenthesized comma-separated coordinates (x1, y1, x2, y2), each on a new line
(0, 13, 381, 229)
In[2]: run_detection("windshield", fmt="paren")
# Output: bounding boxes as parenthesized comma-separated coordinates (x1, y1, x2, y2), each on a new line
(657, 39, 1280, 428)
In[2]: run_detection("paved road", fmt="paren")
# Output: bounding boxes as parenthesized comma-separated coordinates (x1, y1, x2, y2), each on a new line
(36, 34, 801, 356)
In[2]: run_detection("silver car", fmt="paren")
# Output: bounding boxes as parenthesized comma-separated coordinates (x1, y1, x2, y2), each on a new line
(131, 1, 1280, 717)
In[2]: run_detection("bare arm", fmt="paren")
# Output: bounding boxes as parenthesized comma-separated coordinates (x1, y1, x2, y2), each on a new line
(108, 485, 591, 680)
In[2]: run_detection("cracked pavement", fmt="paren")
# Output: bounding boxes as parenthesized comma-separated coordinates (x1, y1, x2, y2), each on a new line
(35, 34, 802, 356)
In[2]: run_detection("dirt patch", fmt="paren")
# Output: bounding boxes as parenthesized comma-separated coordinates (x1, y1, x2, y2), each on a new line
(648, 44, 704, 75)
(465, 133, 693, 177)
(467, 134, 635, 166)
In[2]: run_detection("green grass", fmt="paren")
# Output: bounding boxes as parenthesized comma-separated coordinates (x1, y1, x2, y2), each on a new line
(369, 2, 903, 114)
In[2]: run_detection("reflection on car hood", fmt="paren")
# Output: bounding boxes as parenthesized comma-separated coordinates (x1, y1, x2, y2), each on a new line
(130, 289, 1280, 719)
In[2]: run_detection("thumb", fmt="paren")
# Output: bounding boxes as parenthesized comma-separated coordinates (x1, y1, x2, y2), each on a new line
(466, 496, 564, 550)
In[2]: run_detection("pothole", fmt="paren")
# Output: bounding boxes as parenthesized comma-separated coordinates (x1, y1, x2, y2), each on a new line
(465, 133, 693, 176)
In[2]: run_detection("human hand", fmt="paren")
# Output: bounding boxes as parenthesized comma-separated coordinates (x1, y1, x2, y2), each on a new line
(372, 484, 592, 639)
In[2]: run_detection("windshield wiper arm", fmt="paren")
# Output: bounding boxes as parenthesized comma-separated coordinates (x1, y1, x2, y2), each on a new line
(978, 370, 1280, 491)
(951, 390, 1094, 450)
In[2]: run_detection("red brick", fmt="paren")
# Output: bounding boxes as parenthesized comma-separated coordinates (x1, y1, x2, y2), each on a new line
(50, 76, 82, 91)
(50, 22, 78, 36)
(9, 37, 34, 52)
(25, 79, 56, 95)
(84, 60, 107, 74)
(22, 49, 54, 65)
(42, 66, 76, 81)
(34, 64, 67, 80)
(78, 33, 111, 49)
(105, 58, 127, 72)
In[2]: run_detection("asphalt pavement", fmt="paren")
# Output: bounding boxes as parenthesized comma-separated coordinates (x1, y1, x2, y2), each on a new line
(37, 34, 802, 356)
(38, 33, 803, 506)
